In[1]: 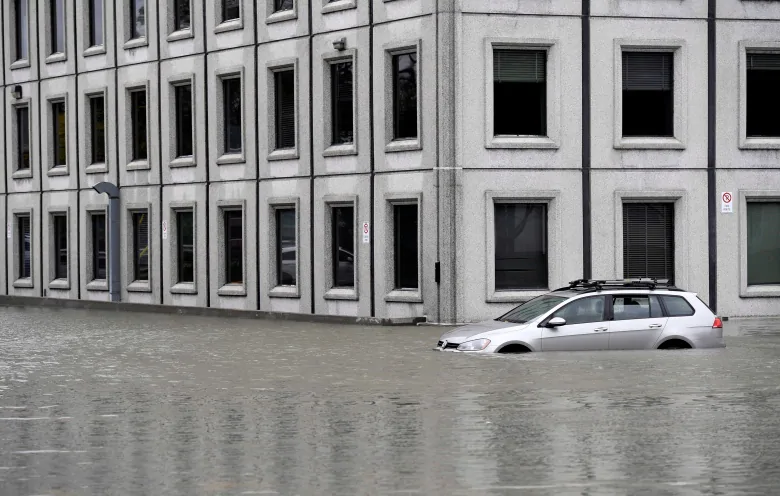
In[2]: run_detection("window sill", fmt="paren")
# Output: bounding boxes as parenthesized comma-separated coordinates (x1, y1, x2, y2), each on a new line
(84, 45, 107, 58)
(49, 278, 70, 290)
(385, 138, 421, 154)
(47, 166, 69, 177)
(323, 143, 357, 158)
(487, 289, 548, 304)
(169, 156, 197, 168)
(614, 137, 685, 150)
(322, 0, 357, 14)
(124, 37, 149, 51)
(171, 282, 197, 295)
(269, 285, 300, 299)
(10, 59, 31, 70)
(167, 29, 194, 43)
(487, 136, 559, 150)
(13, 278, 34, 289)
(87, 280, 108, 292)
(127, 280, 152, 293)
(385, 289, 422, 303)
(86, 163, 108, 175)
(127, 159, 151, 171)
(740, 284, 780, 299)
(324, 287, 358, 301)
(215, 19, 244, 34)
(12, 169, 33, 180)
(266, 9, 297, 24)
(45, 52, 67, 65)
(739, 137, 780, 150)
(216, 153, 246, 166)
(218, 283, 247, 297)
(268, 148, 299, 162)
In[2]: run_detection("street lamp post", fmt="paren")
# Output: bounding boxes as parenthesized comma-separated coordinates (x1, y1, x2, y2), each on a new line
(92, 182, 120, 302)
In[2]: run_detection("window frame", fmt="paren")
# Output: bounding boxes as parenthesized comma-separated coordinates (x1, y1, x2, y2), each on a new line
(170, 205, 197, 293)
(384, 41, 422, 153)
(87, 0, 105, 49)
(172, 0, 192, 33)
(607, 294, 662, 322)
(13, 103, 32, 175)
(220, 206, 245, 291)
(128, 86, 149, 166)
(547, 295, 608, 326)
(321, 0, 356, 15)
(13, 0, 30, 63)
(622, 202, 676, 282)
(268, 62, 298, 158)
(14, 212, 33, 284)
(130, 209, 151, 285)
(385, 197, 423, 303)
(50, 210, 69, 285)
(221, 0, 241, 23)
(128, 0, 147, 42)
(48, 0, 66, 58)
(87, 92, 108, 169)
(739, 42, 780, 150)
(269, 201, 300, 297)
(493, 202, 549, 292)
(265, 0, 297, 23)
(50, 98, 68, 170)
(219, 73, 244, 159)
(739, 191, 780, 297)
(88, 210, 108, 286)
(323, 197, 359, 301)
(173, 81, 194, 159)
(323, 50, 358, 157)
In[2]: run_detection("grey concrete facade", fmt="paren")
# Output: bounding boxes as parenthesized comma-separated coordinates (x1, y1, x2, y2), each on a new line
(1, 0, 779, 323)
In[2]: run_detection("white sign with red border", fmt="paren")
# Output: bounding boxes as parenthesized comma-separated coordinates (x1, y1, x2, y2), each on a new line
(721, 192, 733, 213)
(362, 222, 370, 244)
(162, 220, 168, 240)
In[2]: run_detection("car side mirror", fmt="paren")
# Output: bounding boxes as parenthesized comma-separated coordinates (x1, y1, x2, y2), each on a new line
(547, 317, 566, 328)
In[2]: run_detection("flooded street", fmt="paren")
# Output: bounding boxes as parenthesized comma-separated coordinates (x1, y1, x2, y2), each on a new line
(1, 307, 780, 495)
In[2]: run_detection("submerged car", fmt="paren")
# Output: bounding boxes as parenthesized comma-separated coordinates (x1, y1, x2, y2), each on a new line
(436, 279, 725, 353)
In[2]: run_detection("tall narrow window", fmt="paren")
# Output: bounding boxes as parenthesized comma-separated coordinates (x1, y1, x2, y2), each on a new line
(623, 203, 675, 281)
(16, 106, 30, 171)
(276, 208, 296, 286)
(91, 213, 107, 281)
(493, 49, 546, 136)
(494, 203, 548, 290)
(331, 61, 354, 145)
(53, 214, 68, 280)
(132, 211, 149, 281)
(52, 101, 67, 168)
(622, 52, 674, 137)
(747, 202, 780, 286)
(222, 0, 239, 21)
(130, 89, 148, 161)
(223, 78, 242, 154)
(89, 0, 104, 47)
(176, 210, 194, 284)
(90, 95, 106, 164)
(14, 0, 29, 61)
(130, 0, 146, 39)
(17, 215, 31, 280)
(50, 0, 65, 54)
(175, 83, 193, 158)
(332, 206, 354, 288)
(392, 52, 418, 140)
(224, 210, 243, 285)
(173, 0, 190, 31)
(746, 53, 780, 138)
(394, 204, 419, 290)
(274, 0, 293, 12)
(274, 69, 295, 150)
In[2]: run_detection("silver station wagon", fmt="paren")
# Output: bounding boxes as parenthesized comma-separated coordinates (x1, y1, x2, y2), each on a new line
(436, 279, 725, 353)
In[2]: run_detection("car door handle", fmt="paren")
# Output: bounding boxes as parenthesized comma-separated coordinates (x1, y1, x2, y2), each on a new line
(594, 327, 608, 332)
(649, 324, 663, 329)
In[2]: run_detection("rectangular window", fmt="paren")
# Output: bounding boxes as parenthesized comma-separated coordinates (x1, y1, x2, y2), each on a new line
(16, 106, 30, 171)
(53, 214, 68, 280)
(274, 0, 293, 12)
(274, 69, 295, 150)
(392, 52, 418, 140)
(331, 61, 354, 145)
(394, 204, 419, 290)
(17, 215, 31, 280)
(222, 0, 239, 21)
(276, 208, 296, 286)
(611, 295, 663, 321)
(130, 0, 145, 39)
(15, 0, 29, 61)
(493, 49, 546, 136)
(132, 211, 149, 282)
(494, 203, 548, 290)
(52, 101, 67, 167)
(130, 89, 148, 161)
(89, 95, 106, 164)
(176, 210, 194, 284)
(224, 210, 243, 285)
(173, 0, 190, 31)
(746, 53, 780, 138)
(91, 213, 107, 281)
(89, 0, 104, 47)
(623, 203, 675, 281)
(747, 202, 780, 286)
(50, 0, 65, 54)
(223, 77, 242, 154)
(622, 52, 674, 137)
(175, 83, 193, 158)
(331, 206, 354, 288)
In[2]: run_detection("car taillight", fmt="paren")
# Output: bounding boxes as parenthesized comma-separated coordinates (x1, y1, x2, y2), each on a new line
(712, 317, 723, 329)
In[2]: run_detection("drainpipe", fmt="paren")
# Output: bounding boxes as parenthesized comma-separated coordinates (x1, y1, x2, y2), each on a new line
(92, 182, 120, 302)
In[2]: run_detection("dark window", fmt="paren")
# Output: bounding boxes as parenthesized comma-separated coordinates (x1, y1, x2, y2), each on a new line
(494, 203, 548, 290)
(660, 295, 695, 317)
(392, 52, 418, 140)
(15, 0, 29, 61)
(130, 0, 145, 39)
(53, 214, 68, 280)
(52, 101, 67, 167)
(91, 213, 107, 281)
(130, 89, 148, 161)
(222, 0, 239, 21)
(746, 53, 780, 138)
(747, 202, 780, 286)
(223, 78, 242, 154)
(622, 51, 674, 137)
(332, 206, 354, 288)
(51, 0, 65, 54)
(611, 295, 659, 321)
(274, 70, 296, 150)
(274, 0, 293, 12)
(173, 0, 190, 31)
(132, 211, 149, 282)
(553, 296, 605, 325)
(90, 95, 106, 164)
(176, 210, 195, 284)
(623, 203, 675, 281)
(276, 208, 296, 286)
(331, 61, 354, 145)
(17, 216, 31, 280)
(493, 49, 546, 136)
(175, 84, 193, 158)
(224, 210, 243, 285)
(16, 106, 30, 171)
(394, 204, 418, 289)
(89, 0, 104, 47)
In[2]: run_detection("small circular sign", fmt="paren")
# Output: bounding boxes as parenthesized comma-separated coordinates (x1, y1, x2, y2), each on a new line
(722, 192, 732, 204)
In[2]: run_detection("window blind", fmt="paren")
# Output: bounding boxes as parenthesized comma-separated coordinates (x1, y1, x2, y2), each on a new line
(493, 50, 546, 83)
(747, 53, 780, 71)
(622, 52, 672, 91)
(623, 203, 674, 281)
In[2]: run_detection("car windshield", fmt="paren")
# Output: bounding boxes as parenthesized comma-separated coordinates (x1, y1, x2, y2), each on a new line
(496, 294, 567, 324)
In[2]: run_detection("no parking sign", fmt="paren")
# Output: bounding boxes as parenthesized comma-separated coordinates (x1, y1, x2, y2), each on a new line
(721, 192, 733, 214)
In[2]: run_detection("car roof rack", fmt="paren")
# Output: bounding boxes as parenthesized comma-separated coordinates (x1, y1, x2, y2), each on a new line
(553, 278, 684, 292)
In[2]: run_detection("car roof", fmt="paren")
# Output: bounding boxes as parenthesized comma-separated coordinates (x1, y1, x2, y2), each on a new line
(551, 279, 690, 296)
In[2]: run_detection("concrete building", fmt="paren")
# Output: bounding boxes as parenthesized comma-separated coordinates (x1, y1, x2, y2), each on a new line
(0, 0, 779, 323)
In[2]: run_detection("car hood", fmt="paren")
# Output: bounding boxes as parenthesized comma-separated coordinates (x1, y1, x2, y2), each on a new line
(439, 320, 525, 343)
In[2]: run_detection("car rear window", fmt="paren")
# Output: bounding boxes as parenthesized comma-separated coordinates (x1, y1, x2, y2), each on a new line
(660, 295, 695, 317)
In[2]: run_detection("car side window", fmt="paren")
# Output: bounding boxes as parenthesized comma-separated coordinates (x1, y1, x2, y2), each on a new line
(660, 295, 695, 317)
(552, 297, 605, 325)
(612, 295, 661, 321)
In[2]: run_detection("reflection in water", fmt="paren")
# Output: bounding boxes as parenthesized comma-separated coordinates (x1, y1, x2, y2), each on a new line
(0, 308, 780, 494)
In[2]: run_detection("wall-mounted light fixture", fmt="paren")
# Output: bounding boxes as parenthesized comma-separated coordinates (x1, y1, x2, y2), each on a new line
(333, 37, 346, 51)
(11, 85, 22, 100)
